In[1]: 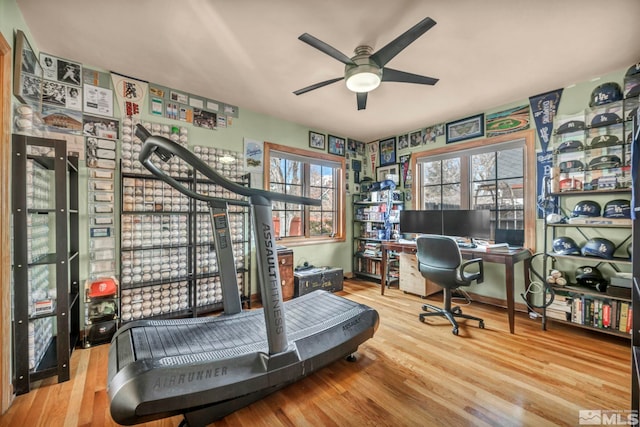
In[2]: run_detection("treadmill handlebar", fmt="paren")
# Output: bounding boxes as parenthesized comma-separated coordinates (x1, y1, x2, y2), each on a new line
(136, 124, 321, 207)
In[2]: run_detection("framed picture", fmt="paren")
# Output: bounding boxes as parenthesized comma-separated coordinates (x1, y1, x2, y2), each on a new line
(328, 135, 345, 156)
(347, 138, 358, 153)
(309, 131, 325, 150)
(40, 53, 58, 81)
(446, 114, 485, 144)
(379, 137, 396, 166)
(13, 30, 42, 105)
(376, 165, 400, 185)
(409, 130, 422, 147)
(83, 115, 120, 140)
(57, 59, 82, 86)
(397, 134, 409, 150)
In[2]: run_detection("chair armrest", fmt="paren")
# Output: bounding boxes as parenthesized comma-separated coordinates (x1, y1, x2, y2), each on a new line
(460, 258, 484, 284)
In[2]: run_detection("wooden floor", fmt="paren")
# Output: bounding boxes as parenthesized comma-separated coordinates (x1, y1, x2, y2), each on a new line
(0, 279, 631, 426)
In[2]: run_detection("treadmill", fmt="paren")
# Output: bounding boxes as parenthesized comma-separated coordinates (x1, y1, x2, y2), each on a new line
(107, 125, 379, 426)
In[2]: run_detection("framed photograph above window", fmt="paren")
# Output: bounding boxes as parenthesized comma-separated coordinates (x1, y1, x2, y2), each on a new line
(446, 113, 485, 144)
(328, 134, 345, 156)
(379, 137, 396, 166)
(13, 30, 43, 105)
(309, 131, 325, 150)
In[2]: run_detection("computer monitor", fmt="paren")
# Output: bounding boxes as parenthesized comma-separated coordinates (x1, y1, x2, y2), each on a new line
(442, 209, 491, 241)
(399, 210, 443, 235)
(495, 228, 524, 247)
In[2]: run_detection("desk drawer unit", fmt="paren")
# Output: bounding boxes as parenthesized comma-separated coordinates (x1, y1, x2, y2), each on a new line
(399, 253, 441, 297)
(294, 267, 343, 297)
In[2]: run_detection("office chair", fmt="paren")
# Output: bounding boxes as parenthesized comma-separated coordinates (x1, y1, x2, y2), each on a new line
(416, 234, 485, 335)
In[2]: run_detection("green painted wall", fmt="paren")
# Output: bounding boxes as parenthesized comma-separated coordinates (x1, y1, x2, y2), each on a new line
(2, 0, 632, 307)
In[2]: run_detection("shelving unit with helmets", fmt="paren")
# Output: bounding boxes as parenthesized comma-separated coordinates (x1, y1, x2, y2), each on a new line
(542, 73, 638, 338)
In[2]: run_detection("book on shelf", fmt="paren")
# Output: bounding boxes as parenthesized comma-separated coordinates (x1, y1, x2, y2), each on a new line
(362, 241, 382, 257)
(356, 257, 381, 276)
(571, 298, 583, 324)
(611, 300, 619, 331)
(619, 302, 630, 333)
(602, 302, 611, 329)
(557, 294, 631, 333)
(548, 293, 572, 313)
(546, 309, 570, 321)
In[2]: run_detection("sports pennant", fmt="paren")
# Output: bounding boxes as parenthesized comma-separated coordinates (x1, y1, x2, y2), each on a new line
(529, 89, 563, 152)
(111, 72, 148, 118)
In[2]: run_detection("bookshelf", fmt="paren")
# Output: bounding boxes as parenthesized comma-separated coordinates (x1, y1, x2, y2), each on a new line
(352, 190, 403, 283)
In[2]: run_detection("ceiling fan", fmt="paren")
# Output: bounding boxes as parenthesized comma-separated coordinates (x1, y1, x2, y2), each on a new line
(293, 17, 439, 110)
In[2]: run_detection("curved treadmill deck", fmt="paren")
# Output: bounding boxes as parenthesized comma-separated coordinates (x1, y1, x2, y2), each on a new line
(108, 290, 379, 425)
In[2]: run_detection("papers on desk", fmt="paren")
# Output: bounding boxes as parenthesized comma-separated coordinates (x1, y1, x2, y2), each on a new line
(474, 242, 510, 252)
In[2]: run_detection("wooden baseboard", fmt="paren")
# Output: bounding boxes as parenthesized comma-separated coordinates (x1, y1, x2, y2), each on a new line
(464, 291, 529, 313)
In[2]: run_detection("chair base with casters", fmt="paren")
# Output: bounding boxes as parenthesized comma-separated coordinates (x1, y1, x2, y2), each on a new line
(419, 288, 485, 335)
(415, 234, 486, 336)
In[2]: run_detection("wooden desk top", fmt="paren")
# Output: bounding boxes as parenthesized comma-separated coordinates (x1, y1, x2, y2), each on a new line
(380, 240, 532, 263)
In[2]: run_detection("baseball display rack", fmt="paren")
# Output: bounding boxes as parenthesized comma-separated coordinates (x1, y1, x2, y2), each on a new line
(11, 134, 80, 394)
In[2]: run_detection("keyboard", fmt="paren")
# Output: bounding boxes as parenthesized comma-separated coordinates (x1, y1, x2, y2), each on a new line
(457, 242, 477, 248)
(397, 238, 416, 245)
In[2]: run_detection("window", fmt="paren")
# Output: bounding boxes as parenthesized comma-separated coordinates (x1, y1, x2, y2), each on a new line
(414, 130, 535, 248)
(264, 142, 345, 243)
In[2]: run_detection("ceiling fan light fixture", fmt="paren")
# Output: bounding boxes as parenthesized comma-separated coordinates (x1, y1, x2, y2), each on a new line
(345, 70, 381, 93)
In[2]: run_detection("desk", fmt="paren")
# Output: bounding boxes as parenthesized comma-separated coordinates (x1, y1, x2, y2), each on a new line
(380, 241, 532, 334)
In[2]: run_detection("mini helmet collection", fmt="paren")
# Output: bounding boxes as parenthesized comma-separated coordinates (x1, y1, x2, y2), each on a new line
(571, 201, 601, 218)
(603, 199, 631, 219)
(575, 266, 608, 292)
(552, 236, 581, 255)
(581, 237, 616, 259)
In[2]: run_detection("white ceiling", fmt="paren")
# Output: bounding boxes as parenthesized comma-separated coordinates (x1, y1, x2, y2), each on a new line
(16, 0, 640, 142)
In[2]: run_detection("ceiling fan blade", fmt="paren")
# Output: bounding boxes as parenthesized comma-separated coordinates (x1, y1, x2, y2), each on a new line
(370, 17, 436, 67)
(357, 92, 367, 110)
(298, 33, 355, 65)
(293, 77, 344, 95)
(382, 67, 439, 85)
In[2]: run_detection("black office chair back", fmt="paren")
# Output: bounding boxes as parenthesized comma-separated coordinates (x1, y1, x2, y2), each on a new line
(415, 234, 485, 334)
(416, 234, 462, 289)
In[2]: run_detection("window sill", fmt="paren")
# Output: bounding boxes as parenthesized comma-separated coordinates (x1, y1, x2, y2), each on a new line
(276, 236, 345, 247)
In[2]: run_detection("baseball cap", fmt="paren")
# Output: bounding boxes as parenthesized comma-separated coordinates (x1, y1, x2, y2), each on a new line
(588, 155, 621, 170)
(589, 135, 620, 148)
(556, 140, 583, 153)
(626, 81, 640, 99)
(558, 160, 584, 173)
(589, 82, 622, 107)
(626, 62, 640, 78)
(556, 120, 585, 134)
(87, 277, 118, 298)
(590, 112, 621, 127)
